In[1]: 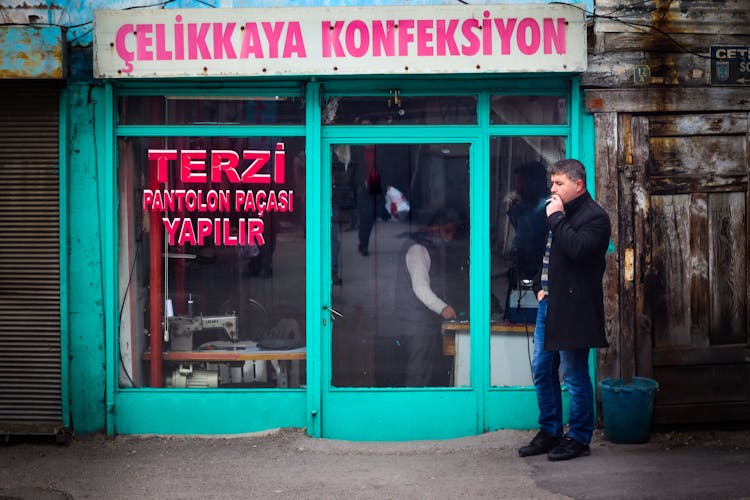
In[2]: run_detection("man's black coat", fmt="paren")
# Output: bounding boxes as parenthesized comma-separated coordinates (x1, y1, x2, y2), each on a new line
(534, 191, 611, 350)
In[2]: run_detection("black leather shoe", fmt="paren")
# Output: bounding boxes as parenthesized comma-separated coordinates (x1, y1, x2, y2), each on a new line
(547, 434, 590, 461)
(518, 430, 561, 457)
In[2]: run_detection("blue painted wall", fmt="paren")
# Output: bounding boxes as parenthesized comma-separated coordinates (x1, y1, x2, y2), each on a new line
(66, 83, 108, 434)
(6, 0, 592, 87)
(1, 0, 593, 62)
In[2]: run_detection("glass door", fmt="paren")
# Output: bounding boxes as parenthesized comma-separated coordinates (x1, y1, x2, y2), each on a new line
(320, 138, 478, 440)
(315, 86, 578, 440)
(329, 142, 471, 389)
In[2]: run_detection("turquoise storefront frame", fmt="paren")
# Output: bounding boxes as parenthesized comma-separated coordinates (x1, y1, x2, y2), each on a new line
(84, 74, 595, 439)
(315, 77, 592, 440)
(106, 81, 310, 436)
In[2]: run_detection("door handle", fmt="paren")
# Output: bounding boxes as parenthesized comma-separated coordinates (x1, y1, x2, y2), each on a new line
(323, 305, 343, 320)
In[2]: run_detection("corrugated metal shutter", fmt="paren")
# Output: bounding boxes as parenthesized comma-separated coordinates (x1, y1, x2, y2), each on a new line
(0, 81, 62, 435)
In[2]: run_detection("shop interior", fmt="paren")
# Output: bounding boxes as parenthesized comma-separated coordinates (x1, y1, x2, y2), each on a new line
(116, 93, 565, 390)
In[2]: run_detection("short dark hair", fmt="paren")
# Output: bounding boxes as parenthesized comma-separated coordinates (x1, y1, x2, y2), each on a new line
(428, 208, 460, 227)
(549, 159, 586, 184)
(514, 160, 549, 200)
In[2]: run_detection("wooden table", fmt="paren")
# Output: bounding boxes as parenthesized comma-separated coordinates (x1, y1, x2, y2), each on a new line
(144, 347, 306, 387)
(441, 321, 535, 387)
(144, 348, 306, 362)
(441, 321, 533, 356)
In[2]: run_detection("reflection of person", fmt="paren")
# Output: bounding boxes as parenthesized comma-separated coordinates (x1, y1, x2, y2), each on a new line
(393, 209, 459, 386)
(518, 159, 611, 462)
(353, 145, 380, 256)
(292, 149, 306, 229)
(247, 212, 276, 278)
(331, 145, 356, 285)
(507, 161, 548, 284)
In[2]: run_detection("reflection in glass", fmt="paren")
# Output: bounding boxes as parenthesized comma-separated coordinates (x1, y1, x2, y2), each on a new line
(489, 136, 565, 386)
(330, 143, 470, 388)
(117, 96, 305, 125)
(490, 95, 567, 125)
(323, 96, 477, 125)
(117, 136, 306, 389)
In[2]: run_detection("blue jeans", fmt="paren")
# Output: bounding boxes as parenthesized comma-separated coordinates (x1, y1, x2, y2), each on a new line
(532, 298, 594, 445)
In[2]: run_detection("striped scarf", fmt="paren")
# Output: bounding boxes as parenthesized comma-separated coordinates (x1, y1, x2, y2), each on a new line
(540, 231, 552, 294)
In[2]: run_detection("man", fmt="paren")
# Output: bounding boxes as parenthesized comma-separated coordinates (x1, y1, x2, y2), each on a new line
(518, 159, 611, 461)
(392, 209, 460, 386)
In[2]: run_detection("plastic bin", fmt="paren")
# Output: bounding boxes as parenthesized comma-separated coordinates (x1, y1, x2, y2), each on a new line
(598, 377, 659, 444)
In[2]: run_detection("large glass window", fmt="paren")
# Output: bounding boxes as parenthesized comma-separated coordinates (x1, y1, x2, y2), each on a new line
(489, 136, 565, 387)
(490, 95, 567, 125)
(118, 95, 305, 125)
(117, 134, 306, 389)
(323, 96, 477, 125)
(329, 142, 470, 388)
(114, 87, 572, 395)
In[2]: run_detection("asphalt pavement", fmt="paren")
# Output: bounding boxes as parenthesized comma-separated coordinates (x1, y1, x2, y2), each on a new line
(1, 427, 749, 500)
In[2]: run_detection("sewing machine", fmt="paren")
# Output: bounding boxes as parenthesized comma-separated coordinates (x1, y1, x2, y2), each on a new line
(167, 314, 238, 351)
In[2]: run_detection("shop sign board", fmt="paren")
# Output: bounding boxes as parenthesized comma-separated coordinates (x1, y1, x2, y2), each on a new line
(93, 4, 586, 78)
(711, 46, 750, 85)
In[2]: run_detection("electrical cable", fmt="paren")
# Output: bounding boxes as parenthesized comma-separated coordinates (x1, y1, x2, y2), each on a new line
(163, 226, 169, 346)
(118, 232, 143, 389)
(123, 1, 176, 11)
(516, 273, 534, 382)
(552, 1, 750, 60)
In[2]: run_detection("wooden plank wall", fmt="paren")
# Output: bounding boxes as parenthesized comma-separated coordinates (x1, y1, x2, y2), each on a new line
(594, 112, 621, 380)
(585, 1, 750, 397)
(647, 112, 749, 423)
(586, 0, 750, 89)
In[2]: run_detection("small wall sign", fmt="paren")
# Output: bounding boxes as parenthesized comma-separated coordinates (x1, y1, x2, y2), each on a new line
(710, 46, 750, 85)
(633, 64, 650, 85)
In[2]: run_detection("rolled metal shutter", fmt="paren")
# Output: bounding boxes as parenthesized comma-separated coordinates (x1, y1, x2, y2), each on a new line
(0, 81, 62, 436)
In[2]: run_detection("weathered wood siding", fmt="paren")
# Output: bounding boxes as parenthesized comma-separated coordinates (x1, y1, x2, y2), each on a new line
(586, 0, 750, 425)
(586, 0, 750, 88)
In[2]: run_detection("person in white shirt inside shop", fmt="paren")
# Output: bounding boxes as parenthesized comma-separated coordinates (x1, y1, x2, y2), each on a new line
(391, 209, 461, 386)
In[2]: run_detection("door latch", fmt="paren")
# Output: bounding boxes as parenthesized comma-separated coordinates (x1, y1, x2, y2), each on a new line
(323, 305, 343, 321)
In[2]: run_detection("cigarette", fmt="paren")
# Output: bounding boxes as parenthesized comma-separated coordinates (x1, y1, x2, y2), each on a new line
(545, 197, 554, 205)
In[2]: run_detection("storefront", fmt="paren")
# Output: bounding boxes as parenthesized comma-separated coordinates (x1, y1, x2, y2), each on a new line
(91, 3, 593, 440)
